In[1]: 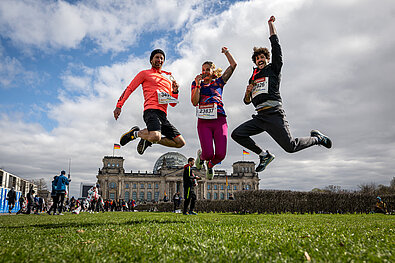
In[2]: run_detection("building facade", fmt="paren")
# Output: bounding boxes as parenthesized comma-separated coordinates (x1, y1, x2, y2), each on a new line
(96, 152, 260, 203)
(0, 168, 37, 213)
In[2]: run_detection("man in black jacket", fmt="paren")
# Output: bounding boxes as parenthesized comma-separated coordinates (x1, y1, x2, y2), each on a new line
(183, 158, 200, 215)
(231, 16, 332, 173)
(26, 188, 35, 214)
(7, 187, 16, 214)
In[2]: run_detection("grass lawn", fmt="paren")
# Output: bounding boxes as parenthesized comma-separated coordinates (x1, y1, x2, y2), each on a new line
(0, 212, 394, 262)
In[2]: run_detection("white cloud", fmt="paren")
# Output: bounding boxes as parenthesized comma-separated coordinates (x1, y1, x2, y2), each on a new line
(0, 0, 210, 53)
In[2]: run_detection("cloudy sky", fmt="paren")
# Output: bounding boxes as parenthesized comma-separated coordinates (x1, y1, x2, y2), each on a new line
(1, 0, 394, 198)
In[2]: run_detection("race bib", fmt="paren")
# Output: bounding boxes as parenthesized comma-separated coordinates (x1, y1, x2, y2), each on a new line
(252, 77, 269, 99)
(196, 103, 217, 119)
(157, 90, 179, 104)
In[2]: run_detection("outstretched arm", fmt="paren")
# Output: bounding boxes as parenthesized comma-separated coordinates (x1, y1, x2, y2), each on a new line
(268, 16, 277, 36)
(221, 47, 237, 83)
(268, 16, 283, 73)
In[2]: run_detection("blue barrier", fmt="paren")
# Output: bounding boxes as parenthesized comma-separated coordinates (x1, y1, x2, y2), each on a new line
(0, 187, 21, 213)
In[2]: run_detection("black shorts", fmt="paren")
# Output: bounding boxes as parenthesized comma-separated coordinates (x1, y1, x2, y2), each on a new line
(143, 109, 181, 139)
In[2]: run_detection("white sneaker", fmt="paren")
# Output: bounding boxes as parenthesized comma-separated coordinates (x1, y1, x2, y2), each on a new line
(195, 149, 203, 170)
(205, 161, 214, 180)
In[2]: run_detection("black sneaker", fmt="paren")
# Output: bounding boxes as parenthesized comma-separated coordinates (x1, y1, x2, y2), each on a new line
(137, 138, 152, 155)
(120, 126, 140, 146)
(311, 130, 332, 148)
(255, 151, 275, 172)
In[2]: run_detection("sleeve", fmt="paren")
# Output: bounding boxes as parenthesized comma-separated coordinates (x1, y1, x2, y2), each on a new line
(116, 71, 145, 109)
(269, 34, 283, 74)
(217, 76, 225, 88)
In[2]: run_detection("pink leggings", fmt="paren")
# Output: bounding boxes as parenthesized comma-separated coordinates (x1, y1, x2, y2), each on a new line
(197, 115, 228, 166)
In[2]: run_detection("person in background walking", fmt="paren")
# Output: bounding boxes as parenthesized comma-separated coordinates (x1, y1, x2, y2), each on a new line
(183, 158, 201, 215)
(47, 176, 59, 215)
(6, 187, 16, 214)
(53, 170, 70, 215)
(26, 188, 35, 214)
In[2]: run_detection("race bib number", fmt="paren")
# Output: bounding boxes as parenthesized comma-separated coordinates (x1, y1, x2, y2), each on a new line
(196, 103, 217, 119)
(157, 90, 179, 104)
(252, 77, 269, 99)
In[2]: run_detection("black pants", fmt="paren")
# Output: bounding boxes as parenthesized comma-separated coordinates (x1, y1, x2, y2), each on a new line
(53, 193, 65, 214)
(48, 195, 59, 214)
(231, 106, 317, 155)
(183, 187, 196, 214)
(8, 202, 15, 213)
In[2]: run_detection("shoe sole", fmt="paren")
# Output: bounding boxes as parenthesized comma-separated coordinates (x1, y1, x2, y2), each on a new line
(120, 126, 139, 146)
(255, 156, 275, 172)
(311, 130, 332, 148)
(137, 139, 151, 155)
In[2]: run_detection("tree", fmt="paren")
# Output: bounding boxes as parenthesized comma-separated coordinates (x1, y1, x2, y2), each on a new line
(31, 178, 48, 192)
(358, 182, 377, 194)
(324, 185, 342, 193)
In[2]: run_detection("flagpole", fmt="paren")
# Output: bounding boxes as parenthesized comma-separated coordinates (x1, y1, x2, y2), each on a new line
(68, 158, 71, 198)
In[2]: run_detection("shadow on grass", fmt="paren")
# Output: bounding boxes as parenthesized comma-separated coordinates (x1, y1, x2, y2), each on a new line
(0, 219, 187, 230)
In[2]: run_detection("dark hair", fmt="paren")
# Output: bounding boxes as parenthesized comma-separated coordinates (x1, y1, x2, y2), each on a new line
(251, 47, 270, 64)
(188, 157, 195, 163)
(61, 170, 66, 175)
(150, 49, 165, 62)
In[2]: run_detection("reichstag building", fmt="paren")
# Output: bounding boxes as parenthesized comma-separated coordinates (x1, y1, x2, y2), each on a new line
(97, 152, 260, 202)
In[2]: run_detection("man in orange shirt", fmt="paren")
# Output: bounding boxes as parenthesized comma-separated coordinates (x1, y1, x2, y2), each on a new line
(113, 49, 186, 154)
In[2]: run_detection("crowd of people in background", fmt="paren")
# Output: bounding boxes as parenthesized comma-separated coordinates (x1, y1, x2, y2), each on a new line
(5, 170, 391, 215)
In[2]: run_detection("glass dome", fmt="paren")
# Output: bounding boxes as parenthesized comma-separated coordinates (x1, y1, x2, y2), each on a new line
(153, 152, 187, 173)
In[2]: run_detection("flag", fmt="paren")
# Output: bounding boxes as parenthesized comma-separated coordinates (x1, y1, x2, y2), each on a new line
(242, 150, 250, 155)
(114, 143, 121, 149)
(226, 176, 228, 186)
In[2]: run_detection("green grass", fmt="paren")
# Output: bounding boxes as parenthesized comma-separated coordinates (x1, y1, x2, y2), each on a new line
(0, 212, 394, 262)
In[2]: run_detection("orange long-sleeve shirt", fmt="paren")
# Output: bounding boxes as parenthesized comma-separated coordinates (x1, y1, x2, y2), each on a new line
(116, 67, 178, 115)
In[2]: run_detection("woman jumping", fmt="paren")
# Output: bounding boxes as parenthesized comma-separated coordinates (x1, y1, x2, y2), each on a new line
(191, 47, 237, 179)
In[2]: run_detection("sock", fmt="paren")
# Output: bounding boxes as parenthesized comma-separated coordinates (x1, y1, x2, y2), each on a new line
(207, 161, 214, 169)
(133, 131, 139, 138)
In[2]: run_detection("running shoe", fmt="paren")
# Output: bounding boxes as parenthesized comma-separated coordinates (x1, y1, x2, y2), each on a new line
(120, 126, 140, 146)
(183, 212, 189, 215)
(255, 151, 275, 172)
(189, 211, 198, 215)
(137, 138, 152, 155)
(195, 149, 203, 170)
(206, 161, 214, 180)
(311, 130, 332, 148)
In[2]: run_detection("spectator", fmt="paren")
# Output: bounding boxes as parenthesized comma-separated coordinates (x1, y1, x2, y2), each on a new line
(26, 188, 35, 214)
(375, 196, 388, 214)
(16, 195, 25, 215)
(6, 187, 17, 214)
(53, 170, 70, 215)
(47, 176, 59, 215)
(183, 157, 201, 215)
(172, 192, 181, 212)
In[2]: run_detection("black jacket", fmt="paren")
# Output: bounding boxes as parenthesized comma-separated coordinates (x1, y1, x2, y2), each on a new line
(246, 34, 283, 108)
(183, 164, 195, 190)
(7, 189, 16, 203)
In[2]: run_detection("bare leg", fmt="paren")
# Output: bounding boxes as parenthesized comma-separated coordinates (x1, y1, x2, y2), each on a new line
(158, 135, 185, 148)
(138, 129, 185, 148)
